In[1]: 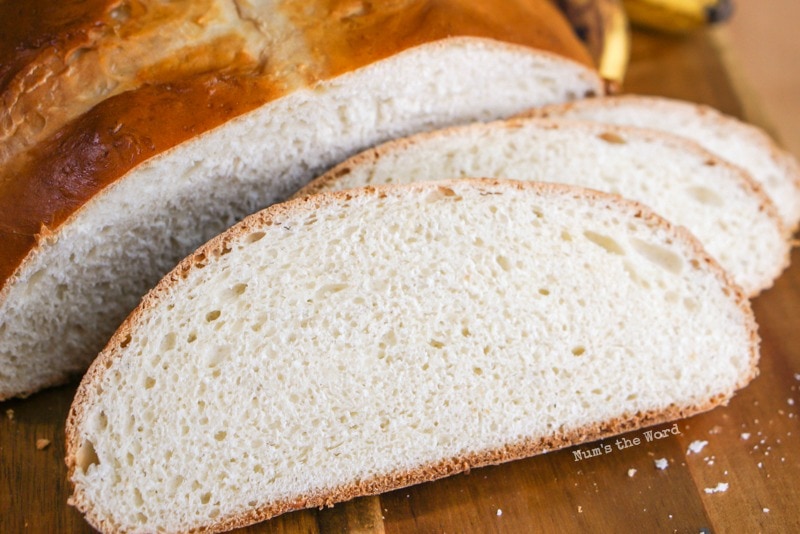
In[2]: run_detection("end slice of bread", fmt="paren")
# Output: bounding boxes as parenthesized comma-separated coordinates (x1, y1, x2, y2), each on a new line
(297, 118, 789, 296)
(0, 38, 603, 401)
(521, 95, 800, 232)
(67, 180, 758, 534)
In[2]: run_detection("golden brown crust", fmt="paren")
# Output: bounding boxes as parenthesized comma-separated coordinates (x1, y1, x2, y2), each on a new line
(65, 179, 759, 533)
(0, 0, 597, 290)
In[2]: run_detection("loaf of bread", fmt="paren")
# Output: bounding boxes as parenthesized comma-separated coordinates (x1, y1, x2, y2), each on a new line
(0, 0, 603, 400)
(66, 179, 758, 533)
(521, 95, 800, 231)
(297, 118, 789, 295)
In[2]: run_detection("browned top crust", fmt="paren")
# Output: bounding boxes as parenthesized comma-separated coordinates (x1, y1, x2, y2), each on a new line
(0, 0, 595, 287)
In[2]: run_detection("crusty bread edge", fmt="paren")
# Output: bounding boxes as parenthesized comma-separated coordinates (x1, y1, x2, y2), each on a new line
(293, 117, 791, 295)
(65, 179, 760, 533)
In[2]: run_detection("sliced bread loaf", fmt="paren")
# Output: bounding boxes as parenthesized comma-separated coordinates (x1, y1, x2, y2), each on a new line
(0, 2, 603, 400)
(67, 180, 758, 533)
(297, 118, 789, 295)
(521, 95, 800, 231)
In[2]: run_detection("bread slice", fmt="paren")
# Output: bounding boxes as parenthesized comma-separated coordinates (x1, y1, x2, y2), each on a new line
(0, 35, 603, 401)
(67, 179, 758, 533)
(521, 95, 800, 231)
(297, 118, 789, 296)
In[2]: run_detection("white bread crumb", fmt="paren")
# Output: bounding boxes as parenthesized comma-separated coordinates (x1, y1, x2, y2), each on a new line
(687, 440, 708, 454)
(703, 482, 729, 494)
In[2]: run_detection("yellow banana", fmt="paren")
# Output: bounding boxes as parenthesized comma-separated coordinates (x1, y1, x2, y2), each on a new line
(622, 0, 734, 33)
(559, 0, 631, 89)
(597, 0, 630, 90)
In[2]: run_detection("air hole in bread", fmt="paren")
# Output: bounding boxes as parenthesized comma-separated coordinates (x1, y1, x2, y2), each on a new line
(200, 492, 212, 505)
(631, 238, 683, 275)
(160, 332, 176, 352)
(316, 283, 349, 299)
(245, 232, 266, 244)
(583, 231, 625, 255)
(119, 334, 132, 349)
(26, 269, 46, 292)
(170, 476, 185, 492)
(571, 346, 586, 356)
(77, 440, 99, 473)
(686, 186, 724, 207)
(133, 488, 144, 506)
(598, 131, 626, 144)
(495, 255, 512, 272)
(214, 431, 227, 441)
(205, 310, 221, 322)
(144, 377, 155, 389)
(97, 411, 108, 431)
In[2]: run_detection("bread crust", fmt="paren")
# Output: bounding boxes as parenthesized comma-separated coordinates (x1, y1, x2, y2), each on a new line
(1, 0, 594, 166)
(65, 179, 760, 534)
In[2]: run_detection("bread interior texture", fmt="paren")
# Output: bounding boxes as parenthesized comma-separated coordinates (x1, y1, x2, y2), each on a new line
(68, 181, 755, 533)
(0, 40, 600, 399)
(301, 119, 788, 295)
(528, 96, 800, 230)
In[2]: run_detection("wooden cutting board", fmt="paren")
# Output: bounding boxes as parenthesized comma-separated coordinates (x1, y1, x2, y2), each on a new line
(2, 28, 799, 533)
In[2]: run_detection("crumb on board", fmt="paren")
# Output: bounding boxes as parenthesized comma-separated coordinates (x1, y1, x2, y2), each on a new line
(627, 468, 637, 478)
(496, 509, 503, 517)
(789, 398, 795, 406)
(36, 439, 50, 450)
(687, 440, 709, 455)
(740, 432, 751, 440)
(703, 483, 729, 494)
(654, 458, 669, 470)
(578, 506, 583, 513)
(5, 408, 13, 421)
(763, 508, 770, 513)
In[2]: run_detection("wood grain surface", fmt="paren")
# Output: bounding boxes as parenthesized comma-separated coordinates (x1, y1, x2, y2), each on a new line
(2, 28, 799, 533)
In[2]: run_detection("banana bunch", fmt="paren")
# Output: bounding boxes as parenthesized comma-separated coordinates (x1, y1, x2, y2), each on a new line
(622, 0, 734, 33)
